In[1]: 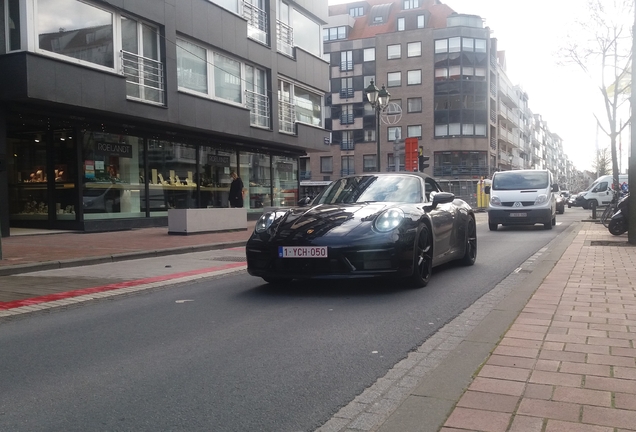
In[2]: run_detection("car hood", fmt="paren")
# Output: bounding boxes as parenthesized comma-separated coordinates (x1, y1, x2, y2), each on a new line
(272, 203, 397, 240)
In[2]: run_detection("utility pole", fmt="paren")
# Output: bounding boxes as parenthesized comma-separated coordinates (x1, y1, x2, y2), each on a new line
(629, 0, 636, 244)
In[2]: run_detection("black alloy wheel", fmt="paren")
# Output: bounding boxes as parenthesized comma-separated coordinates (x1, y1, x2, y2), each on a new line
(461, 217, 477, 266)
(410, 225, 433, 288)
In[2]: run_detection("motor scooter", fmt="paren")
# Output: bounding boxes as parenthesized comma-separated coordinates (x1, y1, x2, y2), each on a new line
(608, 193, 629, 235)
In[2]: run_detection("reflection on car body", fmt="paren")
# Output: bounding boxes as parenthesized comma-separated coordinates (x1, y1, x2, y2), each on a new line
(245, 173, 477, 288)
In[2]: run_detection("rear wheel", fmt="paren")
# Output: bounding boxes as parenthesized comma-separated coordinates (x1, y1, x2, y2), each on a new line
(460, 217, 477, 266)
(608, 218, 627, 236)
(409, 226, 433, 288)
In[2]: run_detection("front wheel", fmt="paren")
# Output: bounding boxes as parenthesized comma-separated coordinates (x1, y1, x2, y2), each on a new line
(460, 217, 477, 266)
(608, 218, 627, 236)
(409, 226, 433, 288)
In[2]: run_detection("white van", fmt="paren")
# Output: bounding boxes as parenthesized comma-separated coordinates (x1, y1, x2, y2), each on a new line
(487, 169, 558, 231)
(579, 174, 628, 209)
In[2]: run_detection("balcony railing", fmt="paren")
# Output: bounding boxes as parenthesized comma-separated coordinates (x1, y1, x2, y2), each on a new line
(340, 113, 354, 124)
(121, 51, 165, 105)
(340, 60, 353, 71)
(340, 140, 354, 150)
(243, 1, 268, 44)
(245, 90, 270, 128)
(300, 170, 311, 180)
(278, 99, 296, 134)
(339, 88, 354, 99)
(276, 19, 294, 57)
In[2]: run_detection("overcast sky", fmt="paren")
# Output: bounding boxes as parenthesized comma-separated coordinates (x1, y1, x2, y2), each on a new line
(328, 0, 631, 172)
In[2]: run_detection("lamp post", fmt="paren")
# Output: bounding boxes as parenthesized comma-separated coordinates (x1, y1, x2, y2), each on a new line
(365, 80, 390, 172)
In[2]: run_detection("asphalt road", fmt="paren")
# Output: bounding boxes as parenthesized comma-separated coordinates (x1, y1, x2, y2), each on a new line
(0, 209, 585, 431)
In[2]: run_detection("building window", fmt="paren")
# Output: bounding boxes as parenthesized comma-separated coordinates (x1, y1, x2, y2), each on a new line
(340, 77, 353, 98)
(349, 6, 364, 17)
(462, 37, 474, 52)
(340, 50, 353, 71)
(403, 0, 421, 10)
(364, 75, 376, 88)
(388, 126, 402, 141)
(434, 39, 448, 54)
(7, 0, 21, 51)
(397, 17, 405, 31)
(121, 16, 162, 104)
(364, 129, 376, 142)
(407, 69, 421, 85)
(325, 26, 347, 41)
(341, 156, 354, 176)
(293, 8, 321, 57)
(407, 97, 422, 113)
(37, 0, 114, 69)
(407, 41, 421, 57)
(294, 84, 323, 127)
(214, 52, 242, 103)
(210, 0, 239, 13)
(475, 38, 487, 52)
(417, 15, 425, 28)
(407, 125, 422, 138)
(387, 72, 401, 87)
(387, 44, 401, 59)
(363, 155, 377, 172)
(340, 104, 354, 124)
(320, 156, 333, 173)
(177, 39, 208, 94)
(363, 48, 375, 62)
(387, 99, 402, 114)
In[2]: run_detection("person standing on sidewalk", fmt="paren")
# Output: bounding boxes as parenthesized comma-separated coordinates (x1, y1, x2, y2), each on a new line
(229, 171, 244, 208)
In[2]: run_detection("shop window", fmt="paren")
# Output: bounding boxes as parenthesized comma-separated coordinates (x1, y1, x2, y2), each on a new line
(82, 132, 146, 219)
(199, 148, 236, 208)
(273, 156, 298, 207)
(242, 152, 271, 210)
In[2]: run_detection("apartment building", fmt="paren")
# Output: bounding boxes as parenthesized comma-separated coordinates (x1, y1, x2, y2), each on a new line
(0, 0, 329, 236)
(301, 0, 574, 202)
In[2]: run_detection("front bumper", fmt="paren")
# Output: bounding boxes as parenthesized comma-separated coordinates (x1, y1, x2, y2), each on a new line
(246, 241, 415, 280)
(488, 207, 552, 226)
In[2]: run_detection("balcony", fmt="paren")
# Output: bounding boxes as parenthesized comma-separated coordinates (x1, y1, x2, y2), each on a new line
(300, 170, 311, 180)
(243, 1, 268, 45)
(339, 88, 354, 99)
(276, 20, 294, 57)
(340, 112, 354, 124)
(340, 60, 353, 72)
(278, 99, 296, 134)
(121, 51, 165, 105)
(340, 140, 354, 150)
(245, 90, 270, 128)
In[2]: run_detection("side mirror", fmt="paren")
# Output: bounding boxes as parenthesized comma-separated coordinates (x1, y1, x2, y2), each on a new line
(484, 185, 491, 194)
(431, 192, 455, 209)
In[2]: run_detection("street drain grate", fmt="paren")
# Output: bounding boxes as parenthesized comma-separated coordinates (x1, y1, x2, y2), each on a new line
(208, 256, 247, 262)
(590, 240, 636, 247)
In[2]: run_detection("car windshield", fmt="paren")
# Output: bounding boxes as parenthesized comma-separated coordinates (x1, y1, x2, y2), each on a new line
(492, 171, 549, 190)
(314, 175, 422, 204)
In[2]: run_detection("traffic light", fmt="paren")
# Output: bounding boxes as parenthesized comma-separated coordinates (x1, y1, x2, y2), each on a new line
(418, 147, 430, 171)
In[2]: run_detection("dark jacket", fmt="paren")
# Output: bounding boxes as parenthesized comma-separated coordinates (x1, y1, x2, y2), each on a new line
(229, 177, 244, 208)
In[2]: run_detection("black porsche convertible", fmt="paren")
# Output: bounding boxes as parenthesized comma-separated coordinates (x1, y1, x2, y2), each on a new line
(245, 173, 477, 287)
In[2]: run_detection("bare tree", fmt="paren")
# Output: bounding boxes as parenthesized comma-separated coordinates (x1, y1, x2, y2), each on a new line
(592, 147, 612, 176)
(559, 0, 632, 192)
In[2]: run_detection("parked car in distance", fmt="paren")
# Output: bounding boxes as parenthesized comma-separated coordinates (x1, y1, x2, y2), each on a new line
(556, 190, 568, 214)
(245, 172, 477, 288)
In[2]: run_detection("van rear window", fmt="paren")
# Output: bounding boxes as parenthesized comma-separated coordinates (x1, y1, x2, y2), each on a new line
(492, 171, 549, 190)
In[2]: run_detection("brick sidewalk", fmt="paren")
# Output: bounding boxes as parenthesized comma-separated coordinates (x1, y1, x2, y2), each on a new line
(442, 222, 636, 432)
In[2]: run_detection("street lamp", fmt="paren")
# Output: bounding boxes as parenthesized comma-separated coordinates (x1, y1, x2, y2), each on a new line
(365, 80, 391, 172)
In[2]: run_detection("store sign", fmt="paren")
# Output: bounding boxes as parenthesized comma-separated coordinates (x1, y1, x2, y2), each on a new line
(207, 155, 231, 166)
(96, 142, 133, 159)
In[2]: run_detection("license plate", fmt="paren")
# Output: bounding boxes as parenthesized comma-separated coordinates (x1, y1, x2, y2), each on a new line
(510, 212, 527, 217)
(278, 246, 328, 258)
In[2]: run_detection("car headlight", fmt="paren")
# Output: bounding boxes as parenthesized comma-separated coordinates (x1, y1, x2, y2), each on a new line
(375, 208, 404, 232)
(534, 194, 548, 205)
(255, 212, 278, 233)
(490, 195, 501, 206)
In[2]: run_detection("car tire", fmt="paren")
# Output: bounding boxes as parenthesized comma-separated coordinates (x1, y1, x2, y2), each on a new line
(460, 217, 477, 266)
(488, 222, 498, 231)
(409, 225, 433, 288)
